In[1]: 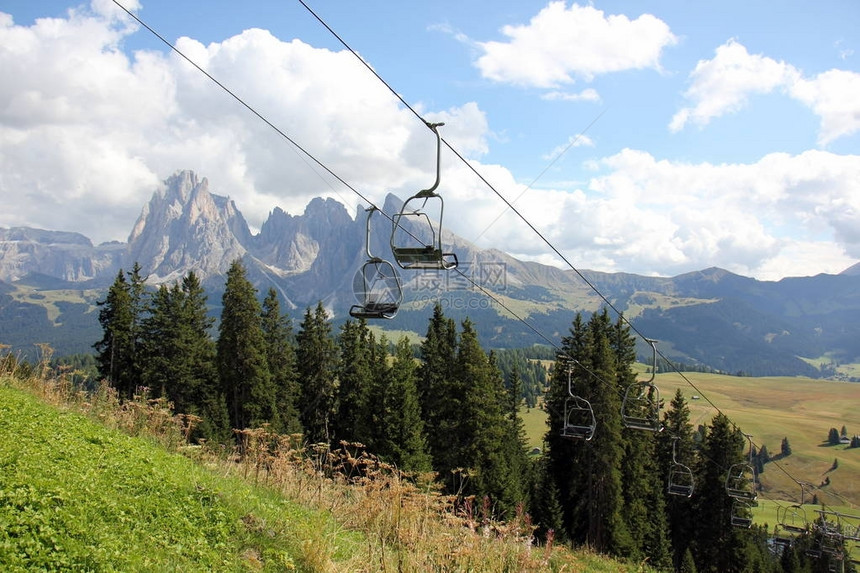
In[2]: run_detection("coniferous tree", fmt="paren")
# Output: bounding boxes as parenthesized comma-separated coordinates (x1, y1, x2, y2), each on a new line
(141, 272, 227, 440)
(374, 336, 432, 472)
(418, 303, 459, 484)
(659, 389, 698, 570)
(140, 284, 180, 399)
(261, 288, 301, 434)
(545, 310, 631, 555)
(94, 265, 146, 399)
(529, 456, 566, 543)
(176, 272, 227, 439)
(781, 436, 792, 457)
(691, 413, 748, 572)
(295, 301, 338, 444)
(334, 319, 374, 445)
(612, 319, 671, 568)
(503, 360, 532, 505)
(456, 332, 525, 519)
(217, 260, 275, 432)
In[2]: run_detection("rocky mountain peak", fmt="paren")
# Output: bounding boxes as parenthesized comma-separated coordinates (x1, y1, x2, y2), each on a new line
(127, 170, 250, 282)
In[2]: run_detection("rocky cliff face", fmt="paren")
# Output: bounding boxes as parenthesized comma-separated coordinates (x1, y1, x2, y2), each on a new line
(127, 171, 252, 282)
(0, 227, 124, 283)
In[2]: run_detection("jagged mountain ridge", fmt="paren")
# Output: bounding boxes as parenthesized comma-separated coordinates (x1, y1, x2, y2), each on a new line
(2, 170, 860, 378)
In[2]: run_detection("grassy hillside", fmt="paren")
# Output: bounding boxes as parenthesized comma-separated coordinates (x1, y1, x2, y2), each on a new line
(0, 374, 649, 572)
(656, 372, 860, 507)
(0, 383, 351, 571)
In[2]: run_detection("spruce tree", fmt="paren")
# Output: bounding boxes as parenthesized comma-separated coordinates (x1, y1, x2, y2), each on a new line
(140, 284, 179, 400)
(691, 413, 748, 572)
(659, 389, 698, 569)
(503, 360, 532, 506)
(261, 288, 301, 434)
(295, 302, 338, 444)
(177, 272, 228, 440)
(545, 310, 631, 554)
(781, 436, 792, 457)
(217, 260, 275, 431)
(334, 319, 374, 445)
(417, 303, 459, 483)
(375, 336, 432, 473)
(529, 456, 566, 543)
(94, 266, 145, 399)
(456, 329, 524, 519)
(613, 318, 671, 567)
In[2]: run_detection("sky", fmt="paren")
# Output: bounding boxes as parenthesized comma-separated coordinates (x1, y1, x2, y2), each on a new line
(1, 0, 859, 280)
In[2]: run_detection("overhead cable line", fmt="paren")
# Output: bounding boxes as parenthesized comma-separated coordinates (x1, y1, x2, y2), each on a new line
(296, 1, 857, 508)
(115, 0, 850, 509)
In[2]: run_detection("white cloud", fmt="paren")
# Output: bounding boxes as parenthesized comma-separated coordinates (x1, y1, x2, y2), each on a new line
(669, 39, 799, 132)
(541, 88, 601, 102)
(671, 39, 860, 145)
(475, 2, 677, 88)
(0, 3, 485, 242)
(1, 2, 857, 282)
(789, 69, 860, 145)
(449, 149, 859, 279)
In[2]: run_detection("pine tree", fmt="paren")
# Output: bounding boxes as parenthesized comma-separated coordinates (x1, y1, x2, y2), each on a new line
(659, 389, 698, 569)
(217, 260, 275, 432)
(94, 265, 145, 399)
(691, 413, 748, 572)
(418, 303, 459, 484)
(295, 302, 338, 444)
(545, 310, 631, 555)
(261, 288, 301, 434)
(374, 337, 432, 473)
(781, 436, 792, 457)
(334, 319, 374, 445)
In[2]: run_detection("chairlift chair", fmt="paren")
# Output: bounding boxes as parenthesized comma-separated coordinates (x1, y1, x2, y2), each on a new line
(731, 498, 755, 528)
(350, 207, 403, 319)
(667, 436, 695, 497)
(726, 434, 758, 501)
(560, 365, 596, 441)
(778, 504, 808, 534)
(390, 122, 458, 271)
(621, 338, 663, 432)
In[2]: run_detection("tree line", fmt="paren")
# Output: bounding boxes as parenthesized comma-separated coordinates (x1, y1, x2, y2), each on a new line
(93, 261, 852, 572)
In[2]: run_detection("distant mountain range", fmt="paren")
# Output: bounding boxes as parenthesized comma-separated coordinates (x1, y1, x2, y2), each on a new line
(2, 170, 859, 379)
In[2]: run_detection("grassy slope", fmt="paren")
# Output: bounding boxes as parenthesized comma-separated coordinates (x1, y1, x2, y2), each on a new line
(0, 383, 354, 572)
(655, 372, 860, 507)
(0, 379, 648, 573)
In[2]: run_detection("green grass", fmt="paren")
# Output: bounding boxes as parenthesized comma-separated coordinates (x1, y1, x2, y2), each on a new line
(0, 383, 357, 572)
(656, 372, 860, 506)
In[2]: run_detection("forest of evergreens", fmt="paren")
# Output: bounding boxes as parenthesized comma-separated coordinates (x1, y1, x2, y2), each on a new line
(86, 261, 856, 572)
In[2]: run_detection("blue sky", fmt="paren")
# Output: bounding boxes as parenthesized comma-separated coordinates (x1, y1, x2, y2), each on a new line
(1, 0, 858, 279)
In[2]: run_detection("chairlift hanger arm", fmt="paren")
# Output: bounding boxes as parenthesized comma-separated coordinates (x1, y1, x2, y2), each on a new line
(414, 122, 444, 198)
